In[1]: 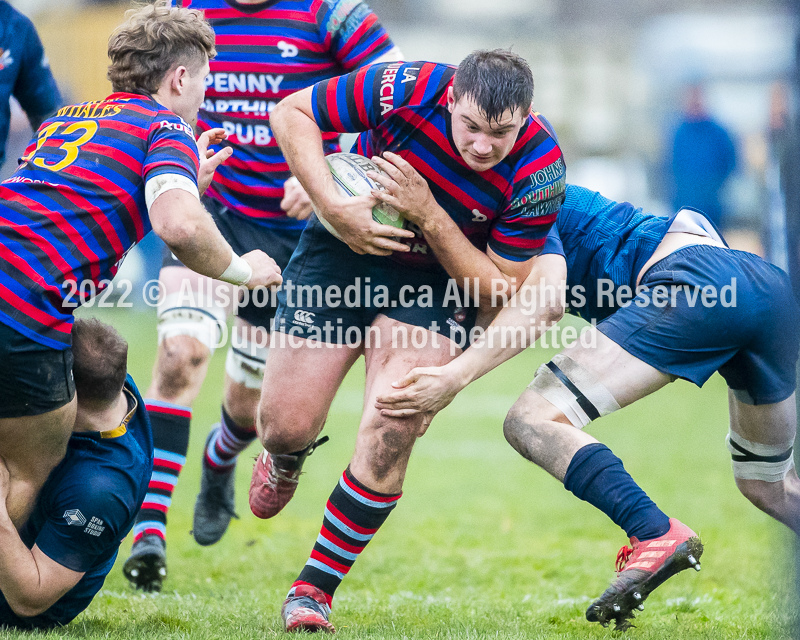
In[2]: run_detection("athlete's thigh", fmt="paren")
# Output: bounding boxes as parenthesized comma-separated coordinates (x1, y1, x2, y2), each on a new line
(259, 331, 362, 431)
(353, 316, 458, 489)
(560, 325, 673, 409)
(0, 397, 76, 526)
(728, 390, 797, 446)
(361, 315, 457, 427)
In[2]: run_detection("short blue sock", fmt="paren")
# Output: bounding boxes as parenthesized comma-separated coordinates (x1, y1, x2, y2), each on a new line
(563, 443, 670, 541)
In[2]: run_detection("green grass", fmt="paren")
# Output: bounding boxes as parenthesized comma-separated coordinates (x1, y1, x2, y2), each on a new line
(8, 308, 796, 639)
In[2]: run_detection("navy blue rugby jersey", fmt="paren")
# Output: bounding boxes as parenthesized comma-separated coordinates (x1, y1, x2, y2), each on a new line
(542, 184, 723, 322)
(0, 374, 153, 629)
(0, 1, 62, 166)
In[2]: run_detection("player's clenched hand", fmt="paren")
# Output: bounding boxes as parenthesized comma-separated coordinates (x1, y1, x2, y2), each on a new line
(368, 152, 439, 229)
(281, 176, 314, 220)
(241, 250, 283, 289)
(196, 128, 233, 195)
(375, 364, 466, 418)
(321, 194, 415, 257)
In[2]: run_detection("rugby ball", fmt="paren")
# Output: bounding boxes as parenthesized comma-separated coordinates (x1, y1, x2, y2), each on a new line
(317, 152, 406, 240)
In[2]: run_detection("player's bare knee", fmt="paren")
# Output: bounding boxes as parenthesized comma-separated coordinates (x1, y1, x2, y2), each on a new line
(152, 336, 209, 397)
(260, 424, 315, 455)
(504, 396, 542, 453)
(378, 418, 417, 451)
(504, 396, 565, 460)
(258, 405, 320, 454)
(158, 335, 210, 370)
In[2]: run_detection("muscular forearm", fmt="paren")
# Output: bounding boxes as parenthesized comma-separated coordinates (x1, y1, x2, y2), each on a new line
(0, 512, 52, 617)
(421, 212, 517, 306)
(454, 299, 560, 385)
(373, 254, 567, 419)
(445, 254, 567, 385)
(149, 191, 234, 278)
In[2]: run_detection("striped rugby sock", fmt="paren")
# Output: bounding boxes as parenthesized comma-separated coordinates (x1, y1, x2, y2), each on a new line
(132, 401, 191, 542)
(203, 406, 257, 473)
(292, 467, 401, 606)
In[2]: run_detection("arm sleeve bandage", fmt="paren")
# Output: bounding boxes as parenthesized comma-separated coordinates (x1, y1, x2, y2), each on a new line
(145, 173, 200, 211)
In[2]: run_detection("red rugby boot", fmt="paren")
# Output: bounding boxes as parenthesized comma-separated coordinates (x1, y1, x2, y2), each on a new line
(248, 436, 328, 519)
(281, 584, 335, 633)
(586, 518, 703, 630)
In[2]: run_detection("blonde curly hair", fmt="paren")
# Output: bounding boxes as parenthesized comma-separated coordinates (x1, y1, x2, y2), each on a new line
(107, 0, 216, 95)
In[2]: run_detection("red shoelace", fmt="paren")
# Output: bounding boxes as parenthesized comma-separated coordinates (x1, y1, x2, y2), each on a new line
(615, 545, 634, 573)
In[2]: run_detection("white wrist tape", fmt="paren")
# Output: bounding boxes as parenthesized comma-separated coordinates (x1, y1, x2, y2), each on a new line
(218, 249, 253, 286)
(145, 173, 200, 211)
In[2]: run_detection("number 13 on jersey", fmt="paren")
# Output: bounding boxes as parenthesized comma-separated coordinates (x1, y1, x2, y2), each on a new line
(21, 120, 98, 172)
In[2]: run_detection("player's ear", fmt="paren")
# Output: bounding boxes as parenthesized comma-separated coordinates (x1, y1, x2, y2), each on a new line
(173, 66, 189, 94)
(446, 86, 455, 113)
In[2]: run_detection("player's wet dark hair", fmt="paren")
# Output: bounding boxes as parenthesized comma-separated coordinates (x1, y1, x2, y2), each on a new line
(72, 318, 129, 408)
(453, 49, 533, 124)
(107, 0, 216, 95)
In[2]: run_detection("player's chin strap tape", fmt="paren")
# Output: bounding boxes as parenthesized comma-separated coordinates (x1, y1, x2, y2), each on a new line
(528, 354, 620, 429)
(726, 430, 794, 482)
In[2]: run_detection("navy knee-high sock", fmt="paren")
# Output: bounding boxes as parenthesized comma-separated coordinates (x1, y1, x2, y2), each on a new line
(563, 443, 670, 541)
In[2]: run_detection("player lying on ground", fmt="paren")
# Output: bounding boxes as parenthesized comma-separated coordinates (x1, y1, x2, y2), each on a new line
(124, 0, 403, 593)
(377, 184, 800, 630)
(253, 49, 566, 632)
(0, 0, 281, 533)
(0, 319, 152, 630)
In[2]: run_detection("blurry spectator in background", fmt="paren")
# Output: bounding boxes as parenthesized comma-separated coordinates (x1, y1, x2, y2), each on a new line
(665, 83, 737, 229)
(0, 0, 61, 166)
(767, 82, 800, 301)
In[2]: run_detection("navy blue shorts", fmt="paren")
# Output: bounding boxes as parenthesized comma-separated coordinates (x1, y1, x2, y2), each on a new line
(273, 217, 478, 345)
(162, 196, 302, 328)
(599, 244, 800, 405)
(0, 321, 75, 418)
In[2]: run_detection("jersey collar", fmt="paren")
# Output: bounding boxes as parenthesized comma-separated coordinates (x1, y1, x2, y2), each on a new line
(100, 387, 137, 439)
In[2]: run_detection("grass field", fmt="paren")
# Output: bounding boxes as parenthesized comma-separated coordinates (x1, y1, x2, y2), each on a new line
(4, 307, 796, 639)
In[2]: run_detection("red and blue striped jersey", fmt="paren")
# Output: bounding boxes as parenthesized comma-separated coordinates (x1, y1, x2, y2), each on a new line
(0, 93, 199, 349)
(186, 0, 397, 229)
(311, 61, 566, 270)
